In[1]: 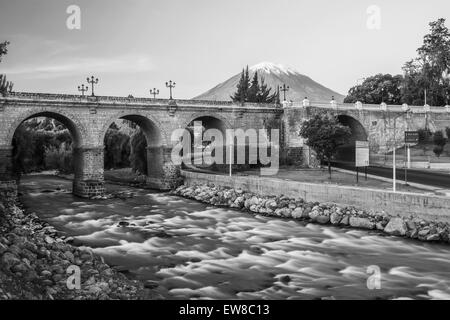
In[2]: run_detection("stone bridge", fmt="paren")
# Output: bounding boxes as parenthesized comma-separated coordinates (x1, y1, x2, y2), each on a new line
(283, 101, 450, 163)
(2, 92, 450, 198)
(0, 92, 282, 197)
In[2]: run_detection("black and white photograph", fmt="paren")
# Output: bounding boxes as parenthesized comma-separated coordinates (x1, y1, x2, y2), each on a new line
(1, 0, 450, 309)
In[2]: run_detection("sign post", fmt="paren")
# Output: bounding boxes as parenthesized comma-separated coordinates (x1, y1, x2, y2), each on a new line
(404, 131, 419, 185)
(355, 141, 370, 183)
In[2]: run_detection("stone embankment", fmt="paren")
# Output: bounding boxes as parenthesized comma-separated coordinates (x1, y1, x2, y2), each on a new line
(0, 189, 159, 300)
(172, 183, 450, 243)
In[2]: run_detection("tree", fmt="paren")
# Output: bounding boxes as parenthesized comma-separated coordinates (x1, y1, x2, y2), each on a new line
(104, 126, 131, 169)
(433, 130, 447, 157)
(402, 18, 450, 106)
(230, 66, 278, 103)
(12, 120, 74, 174)
(0, 41, 8, 61)
(344, 74, 403, 104)
(299, 113, 351, 178)
(247, 71, 260, 102)
(129, 128, 147, 174)
(0, 41, 13, 95)
(257, 76, 277, 103)
(230, 66, 250, 103)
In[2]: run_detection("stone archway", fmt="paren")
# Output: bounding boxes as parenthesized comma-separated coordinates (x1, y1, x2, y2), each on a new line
(335, 115, 368, 163)
(0, 110, 88, 196)
(99, 111, 167, 147)
(182, 112, 232, 133)
(5, 109, 85, 148)
(100, 113, 179, 190)
(182, 114, 231, 170)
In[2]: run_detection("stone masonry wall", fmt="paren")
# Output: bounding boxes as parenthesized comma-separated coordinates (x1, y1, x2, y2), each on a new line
(0, 93, 282, 195)
(181, 170, 450, 223)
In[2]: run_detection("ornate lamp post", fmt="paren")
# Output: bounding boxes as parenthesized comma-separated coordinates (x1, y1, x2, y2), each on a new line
(150, 88, 160, 99)
(279, 84, 289, 102)
(78, 84, 88, 96)
(87, 76, 99, 97)
(166, 80, 176, 100)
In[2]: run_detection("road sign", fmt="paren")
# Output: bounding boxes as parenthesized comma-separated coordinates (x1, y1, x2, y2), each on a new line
(355, 140, 369, 167)
(405, 131, 419, 144)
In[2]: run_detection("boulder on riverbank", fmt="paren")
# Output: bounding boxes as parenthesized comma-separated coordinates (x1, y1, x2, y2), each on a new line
(172, 184, 450, 244)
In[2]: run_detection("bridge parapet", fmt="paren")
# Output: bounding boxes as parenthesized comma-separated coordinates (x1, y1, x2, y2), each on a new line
(285, 101, 450, 114)
(0, 92, 281, 110)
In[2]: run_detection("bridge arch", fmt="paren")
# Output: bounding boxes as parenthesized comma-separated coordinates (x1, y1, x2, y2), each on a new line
(99, 111, 166, 147)
(100, 112, 180, 190)
(183, 112, 232, 133)
(335, 114, 368, 163)
(0, 109, 90, 197)
(337, 114, 368, 141)
(178, 113, 232, 171)
(6, 108, 86, 147)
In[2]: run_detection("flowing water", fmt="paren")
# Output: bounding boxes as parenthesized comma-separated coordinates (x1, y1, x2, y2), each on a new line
(19, 174, 450, 300)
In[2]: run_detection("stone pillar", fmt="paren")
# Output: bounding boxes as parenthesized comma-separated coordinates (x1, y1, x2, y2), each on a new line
(146, 146, 181, 190)
(72, 146, 105, 198)
(0, 146, 17, 200)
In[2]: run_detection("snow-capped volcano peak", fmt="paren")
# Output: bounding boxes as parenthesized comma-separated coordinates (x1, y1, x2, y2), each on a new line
(249, 62, 297, 75)
(194, 62, 344, 102)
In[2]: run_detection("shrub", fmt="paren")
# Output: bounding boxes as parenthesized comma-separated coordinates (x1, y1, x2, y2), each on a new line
(433, 130, 447, 157)
(104, 128, 130, 169)
(433, 130, 447, 146)
(44, 143, 73, 173)
(12, 121, 73, 174)
(130, 128, 147, 175)
(418, 128, 432, 144)
(433, 145, 444, 157)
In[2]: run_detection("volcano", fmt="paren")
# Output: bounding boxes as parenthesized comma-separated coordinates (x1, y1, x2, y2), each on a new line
(193, 62, 345, 103)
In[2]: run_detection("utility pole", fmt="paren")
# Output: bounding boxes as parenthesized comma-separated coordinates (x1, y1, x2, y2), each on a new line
(393, 117, 397, 192)
(78, 84, 88, 96)
(150, 88, 160, 99)
(381, 106, 411, 192)
(166, 80, 176, 100)
(279, 84, 289, 102)
(87, 76, 99, 97)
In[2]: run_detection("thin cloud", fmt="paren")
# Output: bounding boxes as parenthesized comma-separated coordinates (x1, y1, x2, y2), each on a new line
(2, 54, 154, 79)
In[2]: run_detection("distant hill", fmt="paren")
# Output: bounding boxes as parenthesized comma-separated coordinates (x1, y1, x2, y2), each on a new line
(194, 62, 345, 103)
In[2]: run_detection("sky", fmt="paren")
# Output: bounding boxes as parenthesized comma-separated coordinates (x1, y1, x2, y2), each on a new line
(0, 0, 450, 99)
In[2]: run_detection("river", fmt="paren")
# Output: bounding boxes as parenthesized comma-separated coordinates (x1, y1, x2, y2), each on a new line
(18, 174, 450, 300)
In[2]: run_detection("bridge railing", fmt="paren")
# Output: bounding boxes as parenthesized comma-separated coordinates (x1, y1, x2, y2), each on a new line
(5, 92, 450, 113)
(1, 92, 281, 109)
(285, 101, 450, 113)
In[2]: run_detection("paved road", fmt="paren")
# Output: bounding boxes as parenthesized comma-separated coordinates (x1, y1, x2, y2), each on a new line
(331, 161, 450, 189)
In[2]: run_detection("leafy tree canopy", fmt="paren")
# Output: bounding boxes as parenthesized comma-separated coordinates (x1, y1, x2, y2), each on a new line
(0, 41, 12, 94)
(344, 74, 404, 104)
(345, 18, 450, 106)
(299, 113, 351, 177)
(0, 41, 9, 60)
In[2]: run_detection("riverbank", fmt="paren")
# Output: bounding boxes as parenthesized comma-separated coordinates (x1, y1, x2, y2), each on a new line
(172, 183, 450, 244)
(0, 190, 160, 300)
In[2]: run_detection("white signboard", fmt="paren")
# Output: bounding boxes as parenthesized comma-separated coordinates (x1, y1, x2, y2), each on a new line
(355, 140, 369, 167)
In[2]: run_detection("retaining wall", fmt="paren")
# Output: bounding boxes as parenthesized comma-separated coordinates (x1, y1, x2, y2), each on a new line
(181, 170, 450, 222)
